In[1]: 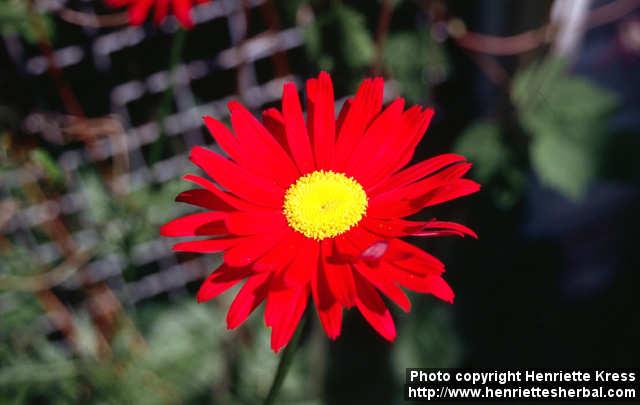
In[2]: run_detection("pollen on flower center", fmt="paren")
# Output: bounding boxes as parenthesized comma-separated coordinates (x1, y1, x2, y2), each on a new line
(283, 170, 368, 240)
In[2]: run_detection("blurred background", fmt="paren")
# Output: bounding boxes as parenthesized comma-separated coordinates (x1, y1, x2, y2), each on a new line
(1, 0, 639, 403)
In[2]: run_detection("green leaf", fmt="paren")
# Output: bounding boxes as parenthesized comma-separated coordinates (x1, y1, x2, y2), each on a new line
(30, 148, 63, 185)
(454, 121, 525, 208)
(304, 4, 374, 75)
(0, 0, 53, 44)
(453, 121, 508, 183)
(383, 30, 449, 103)
(530, 132, 597, 200)
(512, 57, 618, 199)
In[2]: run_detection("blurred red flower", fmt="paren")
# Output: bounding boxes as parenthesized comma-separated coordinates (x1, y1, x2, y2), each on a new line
(161, 72, 479, 352)
(105, 0, 210, 28)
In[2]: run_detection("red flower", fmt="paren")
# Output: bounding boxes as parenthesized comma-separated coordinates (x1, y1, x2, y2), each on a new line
(105, 0, 210, 28)
(161, 72, 479, 352)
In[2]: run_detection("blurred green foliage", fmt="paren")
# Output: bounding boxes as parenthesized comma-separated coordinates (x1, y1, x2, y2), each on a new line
(1, 300, 227, 404)
(304, 3, 374, 87)
(0, 0, 53, 44)
(512, 58, 618, 199)
(383, 29, 449, 103)
(30, 148, 64, 186)
(454, 121, 525, 209)
(1, 244, 44, 278)
(79, 171, 188, 257)
(393, 302, 461, 373)
(0, 291, 325, 404)
(455, 121, 509, 183)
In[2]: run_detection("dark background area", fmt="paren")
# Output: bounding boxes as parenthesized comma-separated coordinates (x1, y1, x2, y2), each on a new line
(1, 0, 639, 403)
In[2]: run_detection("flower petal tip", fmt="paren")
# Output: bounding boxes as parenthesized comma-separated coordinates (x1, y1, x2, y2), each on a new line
(227, 100, 243, 112)
(195, 286, 210, 303)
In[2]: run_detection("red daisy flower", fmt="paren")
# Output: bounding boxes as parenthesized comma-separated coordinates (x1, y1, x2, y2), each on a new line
(161, 72, 480, 352)
(105, 0, 210, 28)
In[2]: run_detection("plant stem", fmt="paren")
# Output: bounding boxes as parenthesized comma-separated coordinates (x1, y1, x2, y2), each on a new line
(27, 0, 84, 116)
(262, 317, 306, 405)
(372, 0, 393, 75)
(149, 28, 188, 164)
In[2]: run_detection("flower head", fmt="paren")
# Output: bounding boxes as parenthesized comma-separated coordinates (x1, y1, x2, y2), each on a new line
(161, 72, 480, 352)
(105, 0, 210, 28)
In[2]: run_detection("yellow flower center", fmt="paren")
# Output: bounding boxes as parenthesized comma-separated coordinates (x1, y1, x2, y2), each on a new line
(283, 170, 368, 240)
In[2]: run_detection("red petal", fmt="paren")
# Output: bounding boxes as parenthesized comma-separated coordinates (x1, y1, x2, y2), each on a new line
(311, 257, 343, 339)
(362, 217, 422, 238)
(262, 108, 289, 152)
(390, 270, 455, 304)
(224, 211, 286, 235)
(345, 98, 405, 184)
(160, 212, 227, 236)
(228, 101, 299, 187)
(354, 271, 396, 341)
(173, 0, 194, 28)
(197, 264, 252, 303)
(128, 0, 154, 25)
(203, 116, 241, 161)
(153, 0, 169, 24)
(226, 273, 271, 329)
(377, 107, 435, 181)
(413, 179, 481, 208)
(428, 276, 455, 303)
(411, 220, 478, 239)
(334, 226, 383, 259)
(322, 240, 356, 308)
(359, 106, 434, 187)
(282, 83, 315, 174)
(373, 180, 480, 219)
(105, 0, 132, 7)
(172, 237, 239, 253)
(354, 262, 411, 312)
(364, 218, 477, 239)
(175, 188, 234, 211)
(306, 72, 335, 170)
(223, 231, 287, 267)
(369, 153, 467, 197)
(182, 174, 257, 211)
(381, 162, 472, 201)
(368, 163, 475, 218)
(360, 240, 389, 262)
(207, 112, 295, 187)
(335, 77, 384, 169)
(253, 231, 302, 272)
(385, 239, 445, 276)
(284, 236, 319, 286)
(265, 285, 309, 352)
(189, 146, 283, 208)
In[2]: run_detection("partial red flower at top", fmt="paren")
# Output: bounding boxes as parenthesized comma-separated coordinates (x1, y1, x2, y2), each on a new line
(161, 72, 480, 352)
(105, 0, 210, 28)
